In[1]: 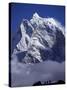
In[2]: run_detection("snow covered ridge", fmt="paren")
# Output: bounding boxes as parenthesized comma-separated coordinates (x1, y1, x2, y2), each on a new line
(12, 13, 65, 63)
(30, 13, 64, 35)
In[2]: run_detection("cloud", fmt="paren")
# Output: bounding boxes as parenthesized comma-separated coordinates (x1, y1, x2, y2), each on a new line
(11, 56, 65, 87)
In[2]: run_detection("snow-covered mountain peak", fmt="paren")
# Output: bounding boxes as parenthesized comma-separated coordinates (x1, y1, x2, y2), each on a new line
(33, 12, 40, 19)
(30, 13, 64, 35)
(12, 13, 65, 63)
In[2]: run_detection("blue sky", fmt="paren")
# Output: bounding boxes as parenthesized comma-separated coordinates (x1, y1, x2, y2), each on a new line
(10, 3, 65, 34)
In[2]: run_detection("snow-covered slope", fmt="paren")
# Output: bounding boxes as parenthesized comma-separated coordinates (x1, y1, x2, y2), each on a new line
(12, 13, 65, 63)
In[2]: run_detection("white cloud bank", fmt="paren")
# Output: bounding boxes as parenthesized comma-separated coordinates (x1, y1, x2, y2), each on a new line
(11, 56, 65, 87)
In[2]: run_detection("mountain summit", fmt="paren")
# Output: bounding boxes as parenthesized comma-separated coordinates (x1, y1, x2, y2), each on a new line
(12, 13, 65, 63)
